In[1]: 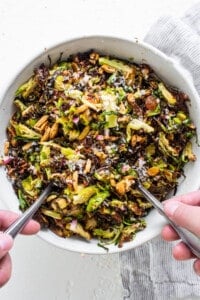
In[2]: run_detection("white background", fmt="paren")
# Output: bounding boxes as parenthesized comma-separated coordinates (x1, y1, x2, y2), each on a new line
(0, 1, 198, 299)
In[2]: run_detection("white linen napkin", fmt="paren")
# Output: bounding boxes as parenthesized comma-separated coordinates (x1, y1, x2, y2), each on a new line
(120, 3, 200, 299)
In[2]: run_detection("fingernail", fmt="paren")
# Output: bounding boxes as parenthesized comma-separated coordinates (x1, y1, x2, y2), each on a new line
(163, 201, 180, 217)
(0, 234, 13, 251)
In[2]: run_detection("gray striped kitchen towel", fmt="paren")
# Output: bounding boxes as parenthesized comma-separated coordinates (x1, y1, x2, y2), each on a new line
(120, 2, 200, 300)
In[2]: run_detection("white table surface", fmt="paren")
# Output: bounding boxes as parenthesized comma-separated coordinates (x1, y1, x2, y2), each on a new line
(0, 1, 197, 299)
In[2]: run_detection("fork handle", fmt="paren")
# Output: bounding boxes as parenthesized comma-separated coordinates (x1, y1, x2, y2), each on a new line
(166, 219, 200, 258)
(137, 182, 200, 258)
(4, 184, 52, 239)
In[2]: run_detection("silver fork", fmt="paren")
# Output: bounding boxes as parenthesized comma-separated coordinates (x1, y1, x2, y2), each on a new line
(137, 181, 200, 258)
(4, 183, 53, 238)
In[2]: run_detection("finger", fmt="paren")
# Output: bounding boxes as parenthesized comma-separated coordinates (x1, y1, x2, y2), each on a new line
(161, 225, 179, 241)
(172, 241, 196, 260)
(193, 259, 200, 276)
(0, 211, 19, 229)
(165, 190, 200, 206)
(0, 233, 13, 259)
(0, 253, 12, 287)
(20, 220, 41, 235)
(163, 201, 200, 236)
(0, 210, 40, 234)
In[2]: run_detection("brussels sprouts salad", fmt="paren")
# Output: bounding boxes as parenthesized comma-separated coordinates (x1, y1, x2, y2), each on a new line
(1, 51, 196, 248)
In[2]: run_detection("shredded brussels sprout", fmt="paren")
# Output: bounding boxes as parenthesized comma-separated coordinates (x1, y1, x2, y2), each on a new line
(1, 51, 196, 249)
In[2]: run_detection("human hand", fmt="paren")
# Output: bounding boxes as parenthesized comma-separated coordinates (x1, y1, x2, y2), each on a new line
(161, 190, 200, 276)
(0, 210, 40, 287)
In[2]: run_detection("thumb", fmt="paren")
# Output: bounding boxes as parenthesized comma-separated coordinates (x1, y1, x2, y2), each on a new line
(163, 201, 200, 237)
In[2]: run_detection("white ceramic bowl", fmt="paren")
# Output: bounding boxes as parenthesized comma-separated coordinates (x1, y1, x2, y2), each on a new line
(1, 36, 200, 254)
